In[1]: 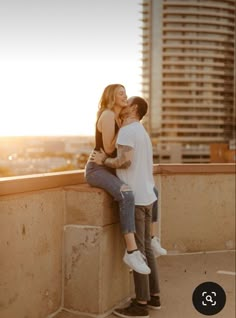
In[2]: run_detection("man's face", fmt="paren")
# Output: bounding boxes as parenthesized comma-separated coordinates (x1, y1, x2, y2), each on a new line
(120, 97, 134, 120)
(127, 97, 135, 107)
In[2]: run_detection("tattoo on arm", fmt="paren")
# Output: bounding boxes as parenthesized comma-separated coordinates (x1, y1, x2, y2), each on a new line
(104, 145, 133, 169)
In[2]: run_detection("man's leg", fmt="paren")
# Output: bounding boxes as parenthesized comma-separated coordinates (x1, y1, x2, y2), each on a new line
(133, 205, 151, 302)
(113, 205, 150, 318)
(151, 186, 167, 257)
(144, 204, 161, 306)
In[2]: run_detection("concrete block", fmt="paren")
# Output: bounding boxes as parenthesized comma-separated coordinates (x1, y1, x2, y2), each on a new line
(160, 174, 235, 252)
(64, 223, 131, 315)
(0, 190, 64, 318)
(64, 185, 119, 226)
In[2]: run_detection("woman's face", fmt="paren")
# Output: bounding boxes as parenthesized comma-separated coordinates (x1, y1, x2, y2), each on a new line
(114, 86, 128, 108)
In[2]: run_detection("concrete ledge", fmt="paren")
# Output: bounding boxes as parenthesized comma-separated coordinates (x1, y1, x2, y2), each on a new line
(64, 184, 119, 226)
(0, 170, 86, 196)
(1, 164, 235, 196)
(153, 163, 235, 175)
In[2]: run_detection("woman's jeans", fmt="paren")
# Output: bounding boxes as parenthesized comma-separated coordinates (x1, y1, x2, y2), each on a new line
(85, 161, 135, 234)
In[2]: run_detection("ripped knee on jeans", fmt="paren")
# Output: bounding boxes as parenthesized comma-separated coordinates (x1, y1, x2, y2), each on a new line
(120, 184, 132, 192)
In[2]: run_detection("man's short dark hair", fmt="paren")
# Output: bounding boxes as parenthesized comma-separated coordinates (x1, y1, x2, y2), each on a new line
(130, 96, 148, 120)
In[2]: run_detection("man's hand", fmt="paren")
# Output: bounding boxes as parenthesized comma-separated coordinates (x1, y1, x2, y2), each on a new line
(89, 149, 107, 165)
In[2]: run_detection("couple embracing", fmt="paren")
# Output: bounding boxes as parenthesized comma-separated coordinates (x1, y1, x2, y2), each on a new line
(85, 84, 166, 318)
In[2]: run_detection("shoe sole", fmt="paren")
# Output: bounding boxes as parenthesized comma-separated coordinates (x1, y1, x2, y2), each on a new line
(123, 259, 151, 275)
(147, 305, 161, 310)
(153, 252, 167, 258)
(113, 310, 149, 318)
(151, 246, 167, 257)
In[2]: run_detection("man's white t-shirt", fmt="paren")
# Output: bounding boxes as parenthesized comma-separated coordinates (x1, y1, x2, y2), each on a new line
(116, 122, 156, 206)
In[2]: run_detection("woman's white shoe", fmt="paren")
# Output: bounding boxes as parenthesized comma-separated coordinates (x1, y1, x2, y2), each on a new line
(123, 250, 151, 274)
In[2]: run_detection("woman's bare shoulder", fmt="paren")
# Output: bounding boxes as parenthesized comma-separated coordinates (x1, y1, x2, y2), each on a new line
(99, 109, 115, 122)
(97, 109, 115, 131)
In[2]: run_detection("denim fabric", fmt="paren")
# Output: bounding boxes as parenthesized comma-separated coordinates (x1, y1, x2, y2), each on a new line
(85, 161, 136, 234)
(133, 204, 160, 301)
(152, 186, 158, 223)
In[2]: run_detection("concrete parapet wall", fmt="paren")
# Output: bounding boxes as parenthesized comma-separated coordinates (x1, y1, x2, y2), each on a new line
(0, 190, 64, 318)
(0, 179, 131, 318)
(64, 184, 119, 226)
(0, 164, 235, 318)
(156, 173, 235, 253)
(63, 184, 131, 315)
(64, 224, 130, 314)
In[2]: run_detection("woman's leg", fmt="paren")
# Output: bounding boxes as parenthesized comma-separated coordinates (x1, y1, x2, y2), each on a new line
(86, 163, 135, 234)
(85, 162, 137, 249)
(85, 162, 151, 274)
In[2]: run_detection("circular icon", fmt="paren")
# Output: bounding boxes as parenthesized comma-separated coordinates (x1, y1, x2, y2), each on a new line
(192, 281, 226, 315)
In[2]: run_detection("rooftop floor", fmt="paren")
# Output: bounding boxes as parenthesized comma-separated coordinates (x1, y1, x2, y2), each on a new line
(54, 250, 235, 318)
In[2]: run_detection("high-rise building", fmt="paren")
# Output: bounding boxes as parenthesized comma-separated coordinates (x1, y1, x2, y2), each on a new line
(141, 0, 235, 163)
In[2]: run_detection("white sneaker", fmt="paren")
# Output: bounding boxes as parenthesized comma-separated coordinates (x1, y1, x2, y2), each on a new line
(151, 237, 167, 258)
(123, 250, 151, 274)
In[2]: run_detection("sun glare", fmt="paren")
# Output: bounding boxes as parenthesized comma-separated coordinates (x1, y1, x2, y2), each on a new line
(0, 59, 141, 137)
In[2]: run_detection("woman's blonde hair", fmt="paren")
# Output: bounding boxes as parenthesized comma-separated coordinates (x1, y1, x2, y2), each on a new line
(97, 84, 125, 119)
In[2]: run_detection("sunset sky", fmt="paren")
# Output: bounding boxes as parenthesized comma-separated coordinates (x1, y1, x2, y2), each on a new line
(0, 0, 141, 136)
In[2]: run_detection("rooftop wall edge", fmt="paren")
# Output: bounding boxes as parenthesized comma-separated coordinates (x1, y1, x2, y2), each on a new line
(0, 164, 235, 196)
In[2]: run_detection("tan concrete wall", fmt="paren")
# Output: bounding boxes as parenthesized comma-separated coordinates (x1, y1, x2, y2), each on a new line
(64, 224, 130, 314)
(63, 185, 132, 315)
(0, 181, 132, 318)
(64, 184, 119, 226)
(0, 190, 64, 318)
(153, 167, 235, 253)
(0, 164, 235, 317)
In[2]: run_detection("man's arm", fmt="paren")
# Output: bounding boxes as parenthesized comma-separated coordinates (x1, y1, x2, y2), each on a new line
(104, 144, 133, 169)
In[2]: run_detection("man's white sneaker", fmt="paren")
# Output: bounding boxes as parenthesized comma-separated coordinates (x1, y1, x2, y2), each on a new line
(151, 237, 167, 258)
(123, 250, 151, 274)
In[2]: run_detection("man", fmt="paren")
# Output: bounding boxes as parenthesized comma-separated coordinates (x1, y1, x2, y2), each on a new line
(93, 96, 161, 318)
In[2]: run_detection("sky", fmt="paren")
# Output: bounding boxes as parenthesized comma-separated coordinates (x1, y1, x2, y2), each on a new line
(0, 0, 141, 136)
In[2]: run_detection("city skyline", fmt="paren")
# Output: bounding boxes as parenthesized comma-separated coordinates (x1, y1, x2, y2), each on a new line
(0, 0, 141, 136)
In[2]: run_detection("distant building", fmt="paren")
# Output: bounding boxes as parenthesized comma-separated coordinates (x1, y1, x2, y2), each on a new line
(0, 135, 94, 176)
(141, 0, 235, 163)
(43, 140, 65, 153)
(210, 140, 236, 163)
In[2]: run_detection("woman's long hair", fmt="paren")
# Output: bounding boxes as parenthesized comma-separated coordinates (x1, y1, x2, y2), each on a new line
(97, 84, 125, 119)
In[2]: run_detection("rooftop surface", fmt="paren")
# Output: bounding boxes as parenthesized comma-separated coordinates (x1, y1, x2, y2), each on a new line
(55, 250, 235, 318)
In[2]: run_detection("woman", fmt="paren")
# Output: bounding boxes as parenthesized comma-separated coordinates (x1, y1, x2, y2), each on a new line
(85, 84, 151, 275)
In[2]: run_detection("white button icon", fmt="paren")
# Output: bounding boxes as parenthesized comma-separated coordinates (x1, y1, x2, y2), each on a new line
(202, 291, 217, 306)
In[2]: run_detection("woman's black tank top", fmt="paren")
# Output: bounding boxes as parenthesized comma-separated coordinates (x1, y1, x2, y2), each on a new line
(94, 120, 119, 158)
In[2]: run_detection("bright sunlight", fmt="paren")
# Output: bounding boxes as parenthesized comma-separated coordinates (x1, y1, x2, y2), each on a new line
(0, 59, 141, 136)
